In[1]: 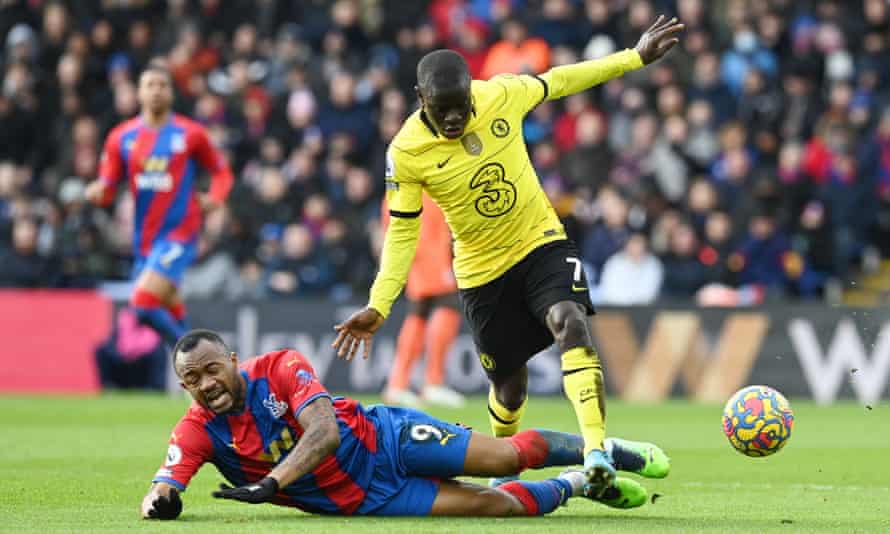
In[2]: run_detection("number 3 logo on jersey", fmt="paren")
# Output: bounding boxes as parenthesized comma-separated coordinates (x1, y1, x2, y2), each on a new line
(469, 162, 516, 217)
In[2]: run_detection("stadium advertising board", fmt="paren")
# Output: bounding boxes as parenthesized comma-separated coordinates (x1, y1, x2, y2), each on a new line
(0, 290, 111, 393)
(183, 300, 889, 404)
(0, 293, 887, 403)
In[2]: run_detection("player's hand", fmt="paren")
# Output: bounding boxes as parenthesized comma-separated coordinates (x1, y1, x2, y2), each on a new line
(84, 180, 106, 206)
(332, 307, 385, 361)
(143, 488, 182, 520)
(197, 193, 220, 213)
(634, 15, 684, 65)
(212, 477, 279, 504)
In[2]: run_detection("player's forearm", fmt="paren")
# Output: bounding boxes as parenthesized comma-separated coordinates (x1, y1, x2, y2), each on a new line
(207, 168, 234, 204)
(368, 215, 421, 318)
(540, 49, 643, 100)
(268, 413, 340, 488)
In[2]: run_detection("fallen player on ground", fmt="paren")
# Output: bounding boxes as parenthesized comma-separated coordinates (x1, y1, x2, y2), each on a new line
(142, 329, 670, 519)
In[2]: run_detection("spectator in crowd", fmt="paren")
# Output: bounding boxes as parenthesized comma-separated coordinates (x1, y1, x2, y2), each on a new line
(730, 209, 800, 295)
(264, 223, 333, 298)
(480, 17, 550, 80)
(791, 200, 834, 296)
(599, 233, 663, 305)
(582, 186, 631, 285)
(0, 216, 58, 287)
(560, 109, 613, 191)
(689, 52, 735, 126)
(660, 221, 710, 298)
(700, 210, 736, 285)
(181, 209, 247, 301)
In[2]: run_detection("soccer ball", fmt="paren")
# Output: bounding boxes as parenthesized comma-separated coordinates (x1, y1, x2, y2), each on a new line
(722, 385, 794, 457)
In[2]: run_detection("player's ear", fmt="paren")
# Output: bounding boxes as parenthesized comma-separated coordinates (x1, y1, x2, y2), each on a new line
(229, 352, 238, 364)
(415, 85, 424, 106)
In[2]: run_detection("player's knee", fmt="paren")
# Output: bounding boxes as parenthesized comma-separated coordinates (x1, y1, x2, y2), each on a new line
(492, 382, 526, 411)
(545, 301, 576, 333)
(546, 302, 590, 349)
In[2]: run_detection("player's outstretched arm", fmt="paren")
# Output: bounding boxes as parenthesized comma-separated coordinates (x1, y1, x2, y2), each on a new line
(332, 212, 421, 361)
(212, 397, 340, 504)
(141, 482, 182, 520)
(537, 15, 683, 101)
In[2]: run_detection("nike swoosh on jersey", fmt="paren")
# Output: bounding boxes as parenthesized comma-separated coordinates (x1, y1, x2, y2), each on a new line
(436, 155, 453, 168)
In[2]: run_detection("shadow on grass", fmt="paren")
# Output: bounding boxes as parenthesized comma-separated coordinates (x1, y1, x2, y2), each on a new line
(175, 512, 835, 529)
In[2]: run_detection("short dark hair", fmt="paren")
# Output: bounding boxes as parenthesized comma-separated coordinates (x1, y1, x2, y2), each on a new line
(140, 59, 172, 82)
(172, 329, 228, 366)
(416, 49, 470, 93)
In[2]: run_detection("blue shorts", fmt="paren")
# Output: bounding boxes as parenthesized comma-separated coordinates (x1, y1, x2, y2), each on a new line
(132, 238, 197, 286)
(357, 405, 472, 516)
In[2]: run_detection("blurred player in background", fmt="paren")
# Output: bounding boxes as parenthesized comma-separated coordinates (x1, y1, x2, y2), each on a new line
(141, 329, 669, 519)
(381, 193, 464, 408)
(333, 16, 683, 496)
(85, 63, 233, 346)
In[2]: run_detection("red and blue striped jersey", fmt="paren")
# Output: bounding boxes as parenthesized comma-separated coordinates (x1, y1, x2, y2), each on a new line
(98, 114, 233, 256)
(152, 350, 379, 515)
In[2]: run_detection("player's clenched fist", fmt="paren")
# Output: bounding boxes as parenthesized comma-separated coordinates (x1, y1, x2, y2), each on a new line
(142, 488, 182, 520)
(332, 307, 385, 361)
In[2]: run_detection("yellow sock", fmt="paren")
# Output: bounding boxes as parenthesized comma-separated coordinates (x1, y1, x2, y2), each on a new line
(562, 347, 606, 455)
(488, 386, 526, 437)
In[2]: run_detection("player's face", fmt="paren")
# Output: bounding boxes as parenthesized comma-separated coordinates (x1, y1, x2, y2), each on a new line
(138, 70, 174, 115)
(176, 340, 243, 414)
(422, 84, 472, 139)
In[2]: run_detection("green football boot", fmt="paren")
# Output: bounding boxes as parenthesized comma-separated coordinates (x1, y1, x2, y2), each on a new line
(586, 476, 648, 509)
(606, 437, 671, 479)
(559, 471, 648, 510)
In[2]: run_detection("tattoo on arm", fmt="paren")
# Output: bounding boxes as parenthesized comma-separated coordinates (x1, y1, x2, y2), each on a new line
(267, 397, 340, 488)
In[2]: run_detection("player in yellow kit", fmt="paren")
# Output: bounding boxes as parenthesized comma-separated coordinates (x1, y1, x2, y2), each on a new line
(333, 16, 683, 496)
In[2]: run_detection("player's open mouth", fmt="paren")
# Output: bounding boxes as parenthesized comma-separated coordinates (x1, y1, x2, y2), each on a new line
(442, 126, 463, 138)
(206, 389, 230, 409)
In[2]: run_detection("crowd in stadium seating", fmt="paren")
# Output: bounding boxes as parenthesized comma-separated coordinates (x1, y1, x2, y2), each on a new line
(1, 0, 889, 305)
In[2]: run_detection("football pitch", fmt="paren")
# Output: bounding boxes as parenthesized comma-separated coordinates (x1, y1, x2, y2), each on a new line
(1, 394, 887, 533)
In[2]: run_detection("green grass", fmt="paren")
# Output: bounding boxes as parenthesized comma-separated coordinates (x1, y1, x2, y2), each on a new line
(0, 394, 887, 533)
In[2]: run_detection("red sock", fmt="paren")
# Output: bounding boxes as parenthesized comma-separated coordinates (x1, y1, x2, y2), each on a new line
(424, 307, 460, 385)
(386, 315, 427, 391)
(508, 430, 550, 471)
(508, 429, 584, 470)
(130, 288, 184, 345)
(167, 301, 186, 322)
(130, 288, 163, 309)
(498, 479, 571, 516)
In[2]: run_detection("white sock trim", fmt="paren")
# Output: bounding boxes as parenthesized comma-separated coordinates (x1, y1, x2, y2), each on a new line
(558, 471, 587, 498)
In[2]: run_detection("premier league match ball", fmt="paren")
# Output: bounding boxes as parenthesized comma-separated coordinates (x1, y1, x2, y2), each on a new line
(722, 385, 794, 457)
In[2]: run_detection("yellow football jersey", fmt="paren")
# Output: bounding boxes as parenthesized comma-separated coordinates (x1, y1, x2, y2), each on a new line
(385, 74, 561, 289)
(369, 48, 643, 317)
